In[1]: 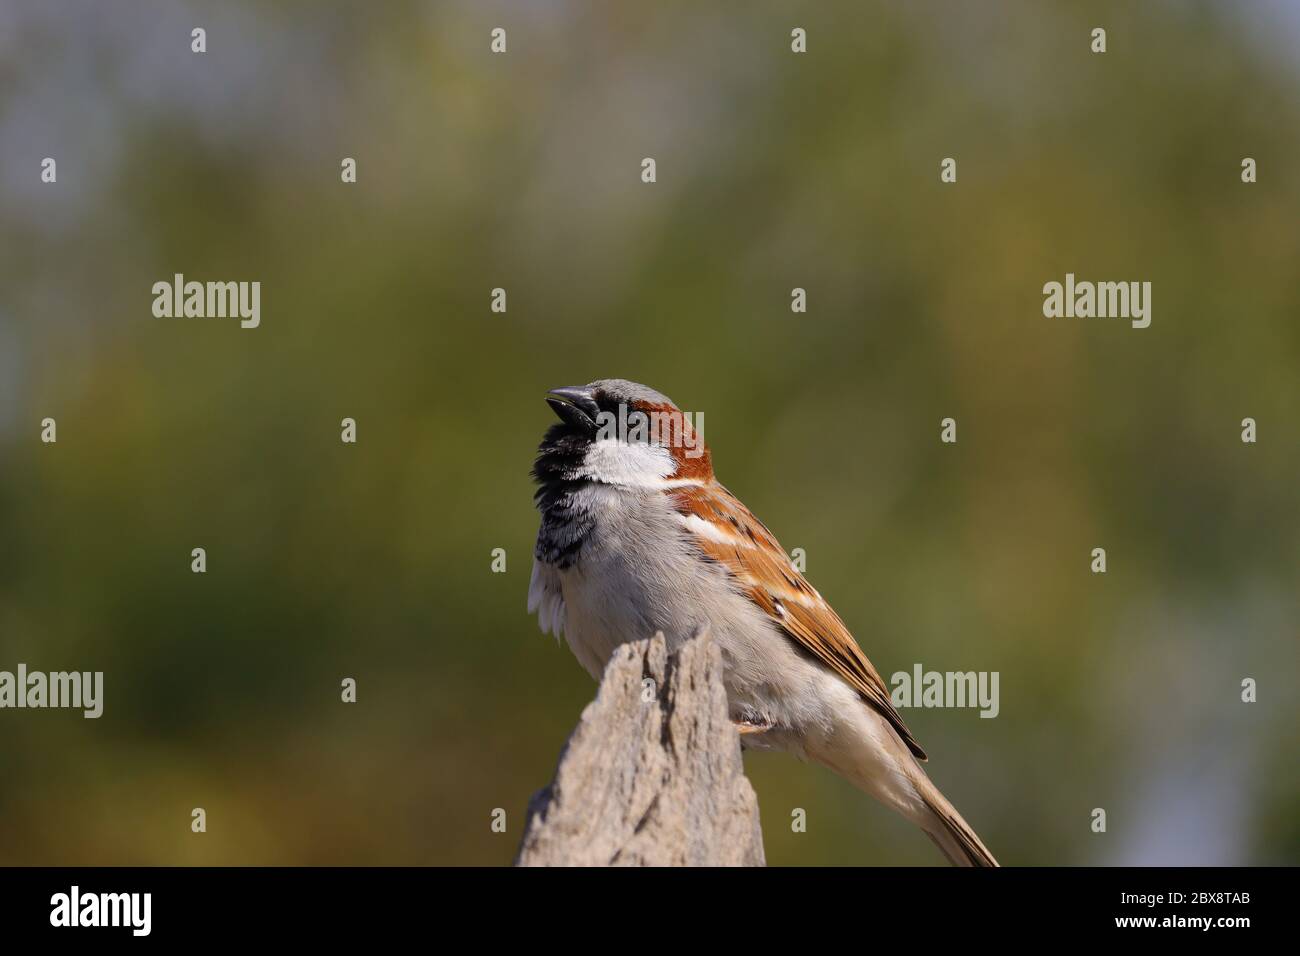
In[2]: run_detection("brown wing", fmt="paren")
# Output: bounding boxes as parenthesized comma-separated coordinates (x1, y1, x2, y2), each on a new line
(671, 482, 927, 761)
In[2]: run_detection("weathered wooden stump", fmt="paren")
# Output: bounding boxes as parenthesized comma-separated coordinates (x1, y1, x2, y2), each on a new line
(515, 631, 766, 866)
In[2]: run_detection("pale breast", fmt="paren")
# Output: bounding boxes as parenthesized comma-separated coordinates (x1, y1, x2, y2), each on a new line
(531, 483, 849, 745)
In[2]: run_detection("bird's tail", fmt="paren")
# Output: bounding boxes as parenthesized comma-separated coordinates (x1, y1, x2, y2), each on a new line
(814, 703, 999, 866)
(909, 768, 999, 867)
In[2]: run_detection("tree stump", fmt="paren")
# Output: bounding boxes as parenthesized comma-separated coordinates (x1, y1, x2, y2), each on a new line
(515, 630, 766, 866)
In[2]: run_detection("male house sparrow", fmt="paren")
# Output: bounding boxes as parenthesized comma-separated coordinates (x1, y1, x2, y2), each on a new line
(528, 379, 997, 866)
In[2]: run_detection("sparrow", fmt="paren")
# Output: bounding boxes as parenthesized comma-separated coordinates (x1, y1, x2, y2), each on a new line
(528, 379, 997, 866)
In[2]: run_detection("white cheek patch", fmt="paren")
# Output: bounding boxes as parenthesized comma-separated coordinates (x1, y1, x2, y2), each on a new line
(581, 438, 677, 487)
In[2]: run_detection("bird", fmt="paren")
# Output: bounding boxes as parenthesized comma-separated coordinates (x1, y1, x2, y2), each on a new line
(528, 378, 998, 866)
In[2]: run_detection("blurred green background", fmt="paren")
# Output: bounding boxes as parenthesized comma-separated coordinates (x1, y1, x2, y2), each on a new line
(1, 1, 1297, 865)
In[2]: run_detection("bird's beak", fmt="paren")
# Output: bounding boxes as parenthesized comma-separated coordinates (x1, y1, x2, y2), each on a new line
(546, 386, 600, 430)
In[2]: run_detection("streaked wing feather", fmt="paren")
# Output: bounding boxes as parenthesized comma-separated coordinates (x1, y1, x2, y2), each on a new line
(672, 483, 927, 761)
